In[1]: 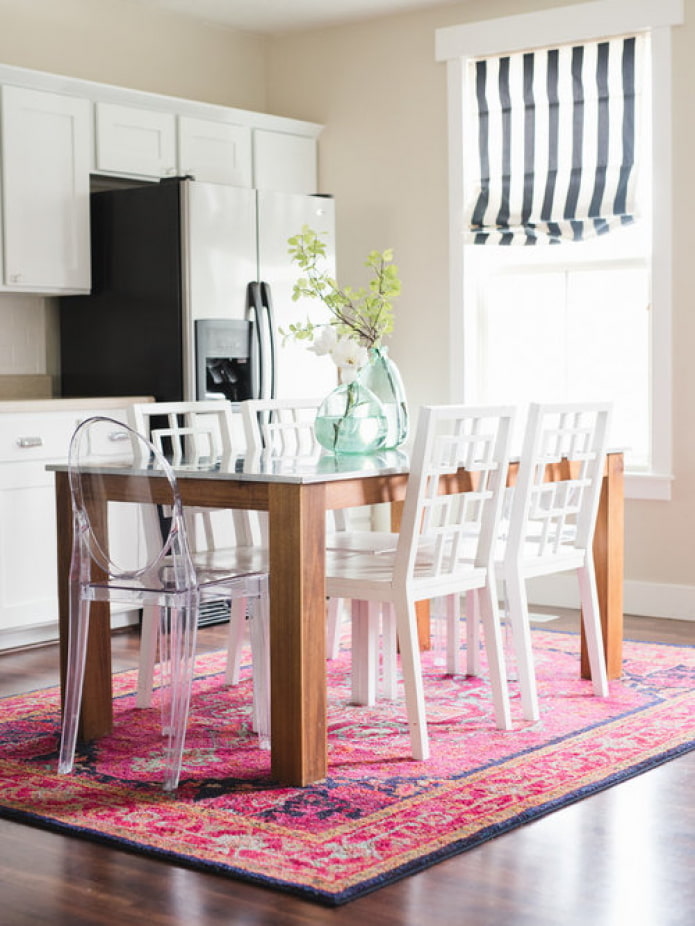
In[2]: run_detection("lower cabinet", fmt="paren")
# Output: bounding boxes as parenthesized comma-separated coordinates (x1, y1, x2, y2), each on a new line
(0, 404, 142, 650)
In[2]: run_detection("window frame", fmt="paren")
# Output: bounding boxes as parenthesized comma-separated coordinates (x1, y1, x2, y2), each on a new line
(436, 0, 684, 500)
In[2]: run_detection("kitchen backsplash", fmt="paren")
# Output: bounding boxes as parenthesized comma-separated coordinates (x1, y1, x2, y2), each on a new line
(0, 294, 59, 395)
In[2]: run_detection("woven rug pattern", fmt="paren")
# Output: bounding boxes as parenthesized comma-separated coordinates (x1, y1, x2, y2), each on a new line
(0, 630, 693, 905)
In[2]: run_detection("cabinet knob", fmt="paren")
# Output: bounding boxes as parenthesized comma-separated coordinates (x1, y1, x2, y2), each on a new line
(16, 436, 43, 448)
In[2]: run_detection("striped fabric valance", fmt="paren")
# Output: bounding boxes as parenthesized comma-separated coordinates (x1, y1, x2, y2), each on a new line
(465, 35, 645, 245)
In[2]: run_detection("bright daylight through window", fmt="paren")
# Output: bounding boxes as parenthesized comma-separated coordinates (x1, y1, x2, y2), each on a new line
(462, 34, 652, 469)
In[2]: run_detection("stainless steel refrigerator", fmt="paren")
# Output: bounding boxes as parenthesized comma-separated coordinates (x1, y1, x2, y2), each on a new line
(59, 177, 337, 403)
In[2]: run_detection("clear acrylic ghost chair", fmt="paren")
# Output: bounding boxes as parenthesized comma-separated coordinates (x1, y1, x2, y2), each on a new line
(458, 402, 611, 722)
(325, 405, 517, 759)
(128, 401, 266, 707)
(57, 416, 270, 792)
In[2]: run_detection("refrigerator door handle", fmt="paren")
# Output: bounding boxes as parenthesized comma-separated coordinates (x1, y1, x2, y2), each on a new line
(259, 281, 277, 399)
(246, 281, 265, 399)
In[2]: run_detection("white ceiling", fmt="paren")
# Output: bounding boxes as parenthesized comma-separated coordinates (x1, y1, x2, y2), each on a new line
(129, 0, 457, 34)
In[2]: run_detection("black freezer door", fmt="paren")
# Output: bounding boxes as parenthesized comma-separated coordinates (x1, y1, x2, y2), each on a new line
(59, 180, 185, 401)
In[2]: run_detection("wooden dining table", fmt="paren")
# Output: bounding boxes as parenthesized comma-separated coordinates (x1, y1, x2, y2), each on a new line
(50, 448, 624, 787)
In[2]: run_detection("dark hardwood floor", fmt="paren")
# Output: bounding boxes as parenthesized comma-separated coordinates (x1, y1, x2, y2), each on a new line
(0, 613, 693, 926)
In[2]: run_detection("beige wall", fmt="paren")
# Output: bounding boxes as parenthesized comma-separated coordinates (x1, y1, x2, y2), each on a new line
(0, 0, 692, 613)
(266, 0, 695, 613)
(0, 0, 267, 110)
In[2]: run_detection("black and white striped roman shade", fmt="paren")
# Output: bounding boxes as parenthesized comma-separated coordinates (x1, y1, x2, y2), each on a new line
(466, 35, 645, 245)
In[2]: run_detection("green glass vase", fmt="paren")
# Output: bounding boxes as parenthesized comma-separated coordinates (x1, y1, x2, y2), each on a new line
(357, 346, 409, 449)
(314, 381, 387, 454)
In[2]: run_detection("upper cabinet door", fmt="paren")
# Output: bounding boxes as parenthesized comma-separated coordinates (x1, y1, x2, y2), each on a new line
(253, 130, 318, 194)
(178, 116, 252, 187)
(0, 85, 91, 293)
(95, 101, 177, 178)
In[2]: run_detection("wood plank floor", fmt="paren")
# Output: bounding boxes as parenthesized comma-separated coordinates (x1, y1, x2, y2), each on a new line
(0, 613, 693, 926)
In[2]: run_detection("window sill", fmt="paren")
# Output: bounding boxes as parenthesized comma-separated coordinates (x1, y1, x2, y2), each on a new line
(624, 472, 673, 501)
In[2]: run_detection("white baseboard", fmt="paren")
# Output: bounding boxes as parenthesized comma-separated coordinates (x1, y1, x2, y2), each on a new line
(527, 575, 695, 622)
(0, 610, 140, 652)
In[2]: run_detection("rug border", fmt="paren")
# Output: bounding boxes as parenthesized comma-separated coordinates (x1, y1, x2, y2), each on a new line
(1, 740, 693, 906)
(1, 632, 693, 906)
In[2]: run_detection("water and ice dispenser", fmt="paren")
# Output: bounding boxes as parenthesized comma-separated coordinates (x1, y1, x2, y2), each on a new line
(195, 319, 253, 402)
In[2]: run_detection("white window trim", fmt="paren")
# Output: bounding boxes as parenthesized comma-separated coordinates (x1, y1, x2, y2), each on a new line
(435, 0, 684, 501)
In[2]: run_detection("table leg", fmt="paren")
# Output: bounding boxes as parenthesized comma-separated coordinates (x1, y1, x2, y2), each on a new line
(56, 470, 113, 740)
(582, 453, 624, 680)
(268, 482, 328, 785)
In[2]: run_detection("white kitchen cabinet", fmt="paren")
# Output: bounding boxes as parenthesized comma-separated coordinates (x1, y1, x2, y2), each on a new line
(95, 101, 177, 178)
(253, 129, 318, 193)
(178, 115, 252, 186)
(0, 404, 144, 650)
(0, 85, 91, 293)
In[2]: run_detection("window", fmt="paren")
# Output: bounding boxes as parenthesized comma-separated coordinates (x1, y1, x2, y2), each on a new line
(436, 0, 684, 499)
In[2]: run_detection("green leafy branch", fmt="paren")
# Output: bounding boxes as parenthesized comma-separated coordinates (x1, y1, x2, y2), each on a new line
(284, 226, 400, 349)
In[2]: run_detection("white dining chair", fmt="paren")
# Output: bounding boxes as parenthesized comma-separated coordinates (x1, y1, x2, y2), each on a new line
(459, 401, 612, 722)
(58, 416, 270, 792)
(128, 401, 267, 707)
(240, 396, 379, 658)
(325, 404, 517, 760)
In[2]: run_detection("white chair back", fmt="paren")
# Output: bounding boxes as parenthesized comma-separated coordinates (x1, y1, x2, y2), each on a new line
(505, 402, 611, 574)
(129, 400, 239, 461)
(241, 397, 323, 456)
(128, 400, 255, 548)
(394, 405, 515, 595)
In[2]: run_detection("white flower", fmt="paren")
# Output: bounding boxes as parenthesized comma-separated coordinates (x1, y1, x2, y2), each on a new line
(331, 336, 368, 383)
(309, 325, 339, 356)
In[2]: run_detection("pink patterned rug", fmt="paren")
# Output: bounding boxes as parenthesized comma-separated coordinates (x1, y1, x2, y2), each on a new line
(0, 630, 693, 905)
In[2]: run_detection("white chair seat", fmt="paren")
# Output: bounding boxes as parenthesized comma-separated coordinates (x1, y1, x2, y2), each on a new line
(326, 548, 487, 598)
(325, 530, 399, 554)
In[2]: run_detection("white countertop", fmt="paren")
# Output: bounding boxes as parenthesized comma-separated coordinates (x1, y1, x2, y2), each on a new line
(0, 396, 154, 413)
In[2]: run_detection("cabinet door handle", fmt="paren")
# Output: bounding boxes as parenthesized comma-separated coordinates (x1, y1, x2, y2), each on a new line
(109, 430, 129, 442)
(17, 436, 43, 448)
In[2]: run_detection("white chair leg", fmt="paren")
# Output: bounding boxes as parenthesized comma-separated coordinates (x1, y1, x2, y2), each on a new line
(351, 599, 378, 705)
(326, 597, 343, 659)
(380, 603, 398, 700)
(577, 563, 609, 696)
(504, 569, 540, 722)
(224, 597, 248, 685)
(393, 593, 429, 760)
(136, 604, 159, 708)
(445, 593, 462, 674)
(248, 579, 271, 748)
(477, 585, 513, 731)
(465, 590, 481, 676)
